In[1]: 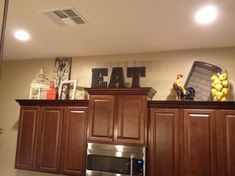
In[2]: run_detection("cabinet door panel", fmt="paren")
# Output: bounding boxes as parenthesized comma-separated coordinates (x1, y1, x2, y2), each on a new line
(88, 95, 114, 143)
(116, 96, 146, 145)
(15, 106, 39, 170)
(37, 107, 63, 173)
(149, 109, 179, 176)
(183, 109, 216, 176)
(217, 110, 235, 176)
(61, 107, 88, 175)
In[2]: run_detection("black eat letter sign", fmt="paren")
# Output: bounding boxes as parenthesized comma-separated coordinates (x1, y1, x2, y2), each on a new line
(127, 67, 146, 88)
(91, 68, 108, 88)
(91, 67, 146, 88)
(108, 67, 125, 88)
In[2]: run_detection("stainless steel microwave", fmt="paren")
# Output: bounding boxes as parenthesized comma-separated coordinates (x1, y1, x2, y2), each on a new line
(86, 143, 145, 176)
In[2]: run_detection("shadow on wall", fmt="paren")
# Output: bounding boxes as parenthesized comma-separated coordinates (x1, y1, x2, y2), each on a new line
(12, 119, 19, 131)
(228, 83, 235, 101)
(0, 119, 18, 149)
(166, 88, 177, 100)
(0, 128, 3, 148)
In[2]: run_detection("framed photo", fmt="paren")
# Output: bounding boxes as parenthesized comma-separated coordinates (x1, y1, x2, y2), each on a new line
(58, 80, 77, 100)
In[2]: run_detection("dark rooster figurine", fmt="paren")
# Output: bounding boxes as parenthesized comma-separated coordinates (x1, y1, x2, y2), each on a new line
(173, 74, 195, 101)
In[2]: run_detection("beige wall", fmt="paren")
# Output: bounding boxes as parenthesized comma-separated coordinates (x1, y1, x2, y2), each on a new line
(0, 47, 235, 176)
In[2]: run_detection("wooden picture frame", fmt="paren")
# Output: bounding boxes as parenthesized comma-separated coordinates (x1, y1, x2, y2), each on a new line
(58, 80, 77, 100)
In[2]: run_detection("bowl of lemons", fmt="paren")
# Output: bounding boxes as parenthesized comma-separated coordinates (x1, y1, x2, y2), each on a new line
(211, 71, 229, 101)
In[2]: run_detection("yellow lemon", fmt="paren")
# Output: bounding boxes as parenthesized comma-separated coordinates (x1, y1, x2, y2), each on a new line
(215, 84, 223, 91)
(216, 91, 223, 100)
(219, 73, 227, 81)
(211, 75, 218, 81)
(213, 78, 221, 85)
(222, 80, 228, 88)
(221, 96, 227, 101)
(213, 96, 218, 101)
(211, 83, 215, 88)
(211, 88, 217, 96)
(222, 88, 229, 96)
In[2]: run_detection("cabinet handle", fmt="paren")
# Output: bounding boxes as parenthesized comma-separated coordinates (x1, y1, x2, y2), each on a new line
(189, 114, 209, 118)
(130, 155, 134, 176)
(70, 111, 83, 113)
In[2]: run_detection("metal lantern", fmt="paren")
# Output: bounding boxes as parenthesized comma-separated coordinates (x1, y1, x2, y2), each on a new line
(29, 69, 50, 99)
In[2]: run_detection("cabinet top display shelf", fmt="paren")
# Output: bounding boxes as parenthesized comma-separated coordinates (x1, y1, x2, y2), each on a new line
(15, 99, 89, 106)
(148, 100, 235, 109)
(85, 87, 156, 98)
(16, 99, 235, 109)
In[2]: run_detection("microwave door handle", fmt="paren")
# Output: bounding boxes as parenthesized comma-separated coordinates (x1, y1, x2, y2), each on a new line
(130, 155, 133, 176)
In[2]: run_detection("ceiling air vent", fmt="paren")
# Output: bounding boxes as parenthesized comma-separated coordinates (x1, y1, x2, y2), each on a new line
(41, 7, 87, 26)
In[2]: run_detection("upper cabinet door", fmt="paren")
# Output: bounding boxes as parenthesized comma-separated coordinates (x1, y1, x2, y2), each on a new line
(115, 95, 146, 145)
(36, 107, 63, 173)
(61, 107, 88, 176)
(182, 109, 217, 176)
(217, 110, 235, 176)
(88, 95, 115, 143)
(15, 106, 40, 170)
(149, 108, 179, 176)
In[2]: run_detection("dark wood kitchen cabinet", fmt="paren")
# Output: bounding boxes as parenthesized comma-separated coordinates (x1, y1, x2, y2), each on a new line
(149, 108, 179, 176)
(149, 107, 217, 176)
(86, 88, 153, 146)
(15, 106, 39, 170)
(182, 109, 217, 176)
(61, 107, 88, 176)
(36, 106, 63, 173)
(16, 99, 235, 176)
(216, 110, 235, 176)
(15, 100, 88, 176)
(116, 95, 146, 144)
(149, 108, 217, 176)
(148, 101, 235, 176)
(87, 95, 115, 143)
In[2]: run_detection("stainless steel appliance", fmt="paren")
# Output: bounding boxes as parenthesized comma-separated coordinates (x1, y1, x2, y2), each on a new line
(86, 143, 145, 176)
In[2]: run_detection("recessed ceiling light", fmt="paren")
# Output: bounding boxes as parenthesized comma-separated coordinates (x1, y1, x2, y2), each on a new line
(195, 5, 218, 24)
(14, 30, 30, 41)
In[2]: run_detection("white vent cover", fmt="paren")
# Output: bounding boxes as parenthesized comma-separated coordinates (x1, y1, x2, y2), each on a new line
(41, 7, 87, 26)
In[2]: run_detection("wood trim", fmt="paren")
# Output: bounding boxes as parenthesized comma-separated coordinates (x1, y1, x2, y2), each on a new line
(85, 87, 155, 97)
(15, 99, 89, 107)
(0, 0, 9, 74)
(148, 101, 235, 109)
(16, 100, 235, 110)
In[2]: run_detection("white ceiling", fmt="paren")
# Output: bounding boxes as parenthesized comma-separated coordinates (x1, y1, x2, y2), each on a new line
(3, 0, 235, 60)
